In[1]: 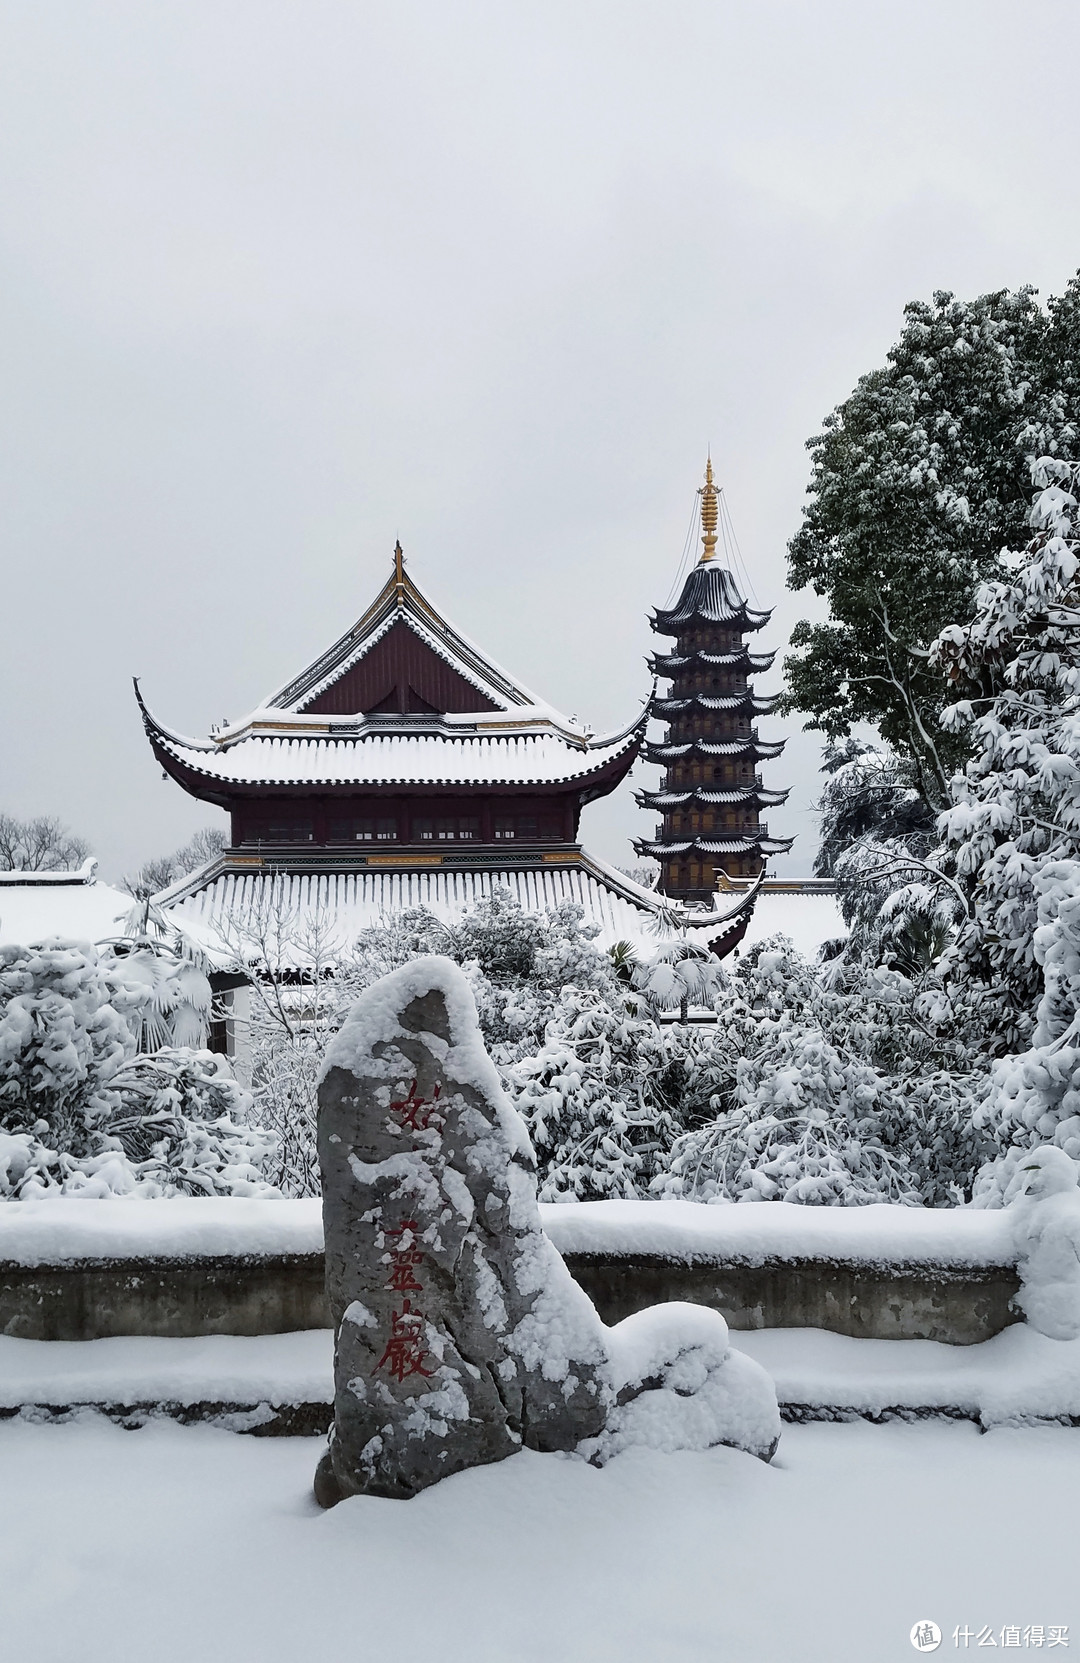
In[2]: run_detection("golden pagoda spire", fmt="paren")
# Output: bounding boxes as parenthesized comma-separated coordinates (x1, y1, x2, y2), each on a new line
(698, 456, 719, 563)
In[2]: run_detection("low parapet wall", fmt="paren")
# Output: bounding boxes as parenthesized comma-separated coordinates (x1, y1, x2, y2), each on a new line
(0, 1197, 1022, 1346)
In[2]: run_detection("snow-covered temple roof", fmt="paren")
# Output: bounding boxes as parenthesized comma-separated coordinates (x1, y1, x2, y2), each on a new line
(157, 849, 760, 966)
(0, 861, 133, 947)
(137, 712, 644, 792)
(136, 544, 645, 801)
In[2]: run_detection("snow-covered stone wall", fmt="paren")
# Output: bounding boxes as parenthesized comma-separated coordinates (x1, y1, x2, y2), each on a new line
(0, 1196, 1023, 1346)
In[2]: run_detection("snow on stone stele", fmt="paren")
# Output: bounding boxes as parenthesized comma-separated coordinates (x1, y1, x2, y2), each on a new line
(314, 956, 780, 1504)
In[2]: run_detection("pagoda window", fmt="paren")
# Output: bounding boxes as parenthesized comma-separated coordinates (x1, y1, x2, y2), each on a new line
(493, 813, 562, 842)
(329, 813, 398, 843)
(262, 814, 314, 843)
(413, 815, 481, 843)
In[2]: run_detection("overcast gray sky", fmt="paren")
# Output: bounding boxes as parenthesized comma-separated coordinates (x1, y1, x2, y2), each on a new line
(3, 0, 1080, 881)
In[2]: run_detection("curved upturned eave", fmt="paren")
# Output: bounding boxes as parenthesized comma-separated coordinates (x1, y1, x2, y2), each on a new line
(648, 649, 777, 675)
(636, 836, 761, 857)
(637, 788, 758, 810)
(136, 685, 644, 802)
(135, 680, 236, 810)
(650, 562, 773, 635)
(651, 691, 780, 717)
(636, 834, 793, 859)
(644, 736, 787, 763)
(636, 785, 790, 810)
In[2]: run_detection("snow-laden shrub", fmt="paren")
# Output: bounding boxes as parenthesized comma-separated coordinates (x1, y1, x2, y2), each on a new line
(630, 934, 724, 1023)
(877, 1070, 992, 1207)
(105, 940, 213, 1051)
(0, 939, 137, 1151)
(102, 1049, 278, 1196)
(0, 938, 278, 1199)
(510, 990, 689, 1200)
(925, 464, 1080, 1197)
(971, 871, 1080, 1204)
(655, 1018, 919, 1206)
(814, 739, 941, 954)
(0, 1047, 279, 1200)
(246, 891, 636, 1196)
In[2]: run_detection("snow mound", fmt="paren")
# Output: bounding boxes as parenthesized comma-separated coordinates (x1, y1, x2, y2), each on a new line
(1007, 1146, 1080, 1340)
(580, 1302, 780, 1464)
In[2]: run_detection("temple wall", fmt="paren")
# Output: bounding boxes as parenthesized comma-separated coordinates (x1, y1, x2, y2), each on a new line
(0, 1248, 1020, 1347)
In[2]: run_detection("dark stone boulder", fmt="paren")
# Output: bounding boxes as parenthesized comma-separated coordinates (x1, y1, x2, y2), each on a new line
(314, 958, 611, 1504)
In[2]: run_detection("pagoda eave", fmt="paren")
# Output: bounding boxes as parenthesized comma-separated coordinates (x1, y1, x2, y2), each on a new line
(633, 838, 696, 857)
(644, 736, 785, 763)
(635, 787, 763, 810)
(651, 693, 778, 717)
(652, 606, 772, 636)
(647, 649, 777, 676)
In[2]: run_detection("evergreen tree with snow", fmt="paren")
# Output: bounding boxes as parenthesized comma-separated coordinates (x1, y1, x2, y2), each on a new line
(928, 460, 1080, 1195)
(785, 282, 1080, 813)
(934, 460, 1080, 1052)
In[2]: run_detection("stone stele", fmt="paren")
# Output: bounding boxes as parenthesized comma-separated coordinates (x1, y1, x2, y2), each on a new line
(314, 956, 611, 1504)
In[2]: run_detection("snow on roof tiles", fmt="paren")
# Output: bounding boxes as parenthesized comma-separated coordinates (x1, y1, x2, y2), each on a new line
(0, 864, 133, 948)
(150, 722, 641, 788)
(159, 854, 752, 965)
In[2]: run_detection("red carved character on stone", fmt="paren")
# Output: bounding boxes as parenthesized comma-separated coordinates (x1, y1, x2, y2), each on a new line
(383, 1219, 425, 1293)
(388, 1079, 442, 1132)
(373, 1298, 435, 1382)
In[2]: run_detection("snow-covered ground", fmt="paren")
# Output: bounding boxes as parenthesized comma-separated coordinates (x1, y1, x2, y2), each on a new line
(5, 1323, 1079, 1425)
(2, 1414, 1075, 1663)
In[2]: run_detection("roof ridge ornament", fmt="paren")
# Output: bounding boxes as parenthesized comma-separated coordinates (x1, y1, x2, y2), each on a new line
(393, 539, 405, 598)
(698, 456, 719, 564)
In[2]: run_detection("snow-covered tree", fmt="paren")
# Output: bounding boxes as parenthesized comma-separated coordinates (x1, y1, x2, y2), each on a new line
(934, 460, 1080, 1052)
(784, 284, 1072, 811)
(652, 934, 986, 1205)
(235, 888, 631, 1195)
(813, 739, 941, 952)
(123, 825, 227, 897)
(0, 938, 278, 1199)
(656, 1018, 919, 1206)
(925, 460, 1080, 1197)
(510, 989, 692, 1200)
(630, 922, 724, 1025)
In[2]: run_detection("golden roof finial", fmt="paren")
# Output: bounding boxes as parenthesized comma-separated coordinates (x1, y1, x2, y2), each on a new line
(698, 456, 719, 563)
(393, 539, 405, 594)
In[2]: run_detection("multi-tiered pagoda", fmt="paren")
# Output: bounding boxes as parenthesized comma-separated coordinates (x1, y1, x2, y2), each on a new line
(139, 542, 759, 963)
(635, 461, 793, 904)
